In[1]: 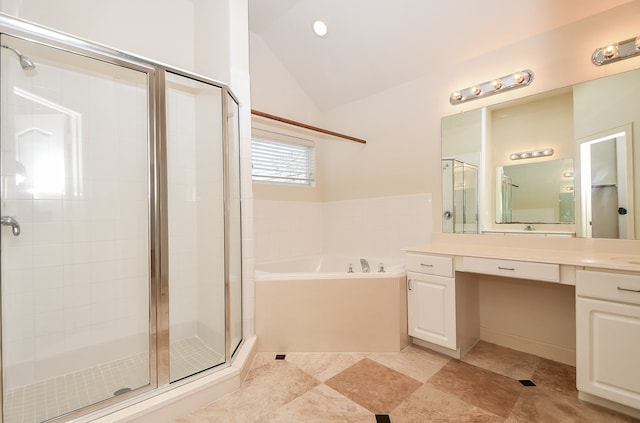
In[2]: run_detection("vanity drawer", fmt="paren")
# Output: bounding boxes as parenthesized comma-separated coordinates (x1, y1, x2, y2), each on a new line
(577, 270, 640, 305)
(405, 253, 453, 277)
(461, 256, 559, 282)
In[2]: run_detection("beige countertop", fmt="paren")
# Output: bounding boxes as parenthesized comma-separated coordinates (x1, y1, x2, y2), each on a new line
(406, 233, 640, 273)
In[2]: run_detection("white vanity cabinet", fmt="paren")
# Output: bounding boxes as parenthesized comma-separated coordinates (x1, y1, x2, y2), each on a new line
(406, 253, 478, 358)
(576, 269, 640, 410)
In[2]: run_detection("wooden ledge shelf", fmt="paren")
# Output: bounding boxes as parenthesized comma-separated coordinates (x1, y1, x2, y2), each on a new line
(251, 109, 367, 144)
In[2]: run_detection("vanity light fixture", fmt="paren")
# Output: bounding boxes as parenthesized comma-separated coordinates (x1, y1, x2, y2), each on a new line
(449, 69, 533, 105)
(509, 148, 554, 161)
(592, 36, 640, 66)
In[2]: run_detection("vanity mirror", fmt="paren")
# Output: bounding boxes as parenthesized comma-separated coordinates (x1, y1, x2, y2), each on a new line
(441, 67, 639, 239)
(496, 158, 575, 224)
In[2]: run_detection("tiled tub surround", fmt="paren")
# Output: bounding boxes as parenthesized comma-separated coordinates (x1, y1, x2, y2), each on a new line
(255, 254, 405, 275)
(175, 341, 639, 422)
(253, 194, 432, 262)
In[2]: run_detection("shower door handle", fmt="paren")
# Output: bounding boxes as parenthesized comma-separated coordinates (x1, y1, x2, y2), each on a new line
(1, 216, 21, 236)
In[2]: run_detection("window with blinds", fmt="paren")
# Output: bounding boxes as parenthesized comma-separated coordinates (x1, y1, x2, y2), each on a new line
(251, 136, 316, 185)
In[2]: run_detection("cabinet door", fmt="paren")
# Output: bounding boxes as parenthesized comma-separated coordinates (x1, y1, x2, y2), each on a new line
(577, 297, 640, 409)
(407, 272, 456, 349)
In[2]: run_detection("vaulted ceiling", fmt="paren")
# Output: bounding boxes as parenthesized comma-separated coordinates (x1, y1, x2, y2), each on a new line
(248, 0, 631, 111)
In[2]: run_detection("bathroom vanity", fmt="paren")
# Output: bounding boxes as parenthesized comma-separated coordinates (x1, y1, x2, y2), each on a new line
(405, 233, 640, 418)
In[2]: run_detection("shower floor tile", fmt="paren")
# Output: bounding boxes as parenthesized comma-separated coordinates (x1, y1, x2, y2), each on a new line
(3, 353, 148, 423)
(170, 336, 225, 381)
(4, 336, 222, 423)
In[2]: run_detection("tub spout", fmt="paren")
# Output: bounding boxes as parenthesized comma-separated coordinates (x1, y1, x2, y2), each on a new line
(360, 258, 370, 273)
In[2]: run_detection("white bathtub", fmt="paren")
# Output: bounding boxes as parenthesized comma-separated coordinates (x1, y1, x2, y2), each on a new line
(255, 255, 410, 352)
(254, 255, 405, 279)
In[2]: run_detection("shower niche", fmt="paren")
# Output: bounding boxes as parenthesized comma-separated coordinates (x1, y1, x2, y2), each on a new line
(0, 17, 242, 422)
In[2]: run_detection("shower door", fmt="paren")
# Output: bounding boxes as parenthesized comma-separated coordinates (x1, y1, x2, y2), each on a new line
(0, 35, 153, 422)
(164, 71, 226, 382)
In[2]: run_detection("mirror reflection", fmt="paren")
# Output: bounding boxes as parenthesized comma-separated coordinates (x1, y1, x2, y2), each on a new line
(496, 158, 574, 224)
(441, 67, 640, 239)
(442, 158, 478, 233)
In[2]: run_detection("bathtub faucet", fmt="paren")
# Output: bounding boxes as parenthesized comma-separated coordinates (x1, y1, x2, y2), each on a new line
(360, 258, 370, 273)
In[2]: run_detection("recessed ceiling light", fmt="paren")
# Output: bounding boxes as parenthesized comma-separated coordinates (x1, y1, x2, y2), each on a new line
(313, 20, 328, 37)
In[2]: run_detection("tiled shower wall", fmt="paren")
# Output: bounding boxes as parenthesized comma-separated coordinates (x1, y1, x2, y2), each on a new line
(253, 193, 432, 262)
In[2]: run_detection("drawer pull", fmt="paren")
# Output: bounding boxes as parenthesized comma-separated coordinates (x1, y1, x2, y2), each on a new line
(420, 263, 434, 268)
(408, 279, 412, 291)
(498, 266, 515, 271)
(617, 286, 640, 293)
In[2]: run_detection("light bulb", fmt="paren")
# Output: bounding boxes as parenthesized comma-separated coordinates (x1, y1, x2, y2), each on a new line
(491, 79, 502, 90)
(603, 44, 617, 58)
(313, 20, 328, 37)
(471, 86, 482, 96)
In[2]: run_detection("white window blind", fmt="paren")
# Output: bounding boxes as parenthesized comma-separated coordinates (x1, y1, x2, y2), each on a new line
(251, 136, 316, 185)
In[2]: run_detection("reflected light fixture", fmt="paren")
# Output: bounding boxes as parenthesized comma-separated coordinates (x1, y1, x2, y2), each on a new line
(450, 70, 534, 105)
(592, 36, 640, 65)
(509, 148, 554, 161)
(313, 20, 328, 37)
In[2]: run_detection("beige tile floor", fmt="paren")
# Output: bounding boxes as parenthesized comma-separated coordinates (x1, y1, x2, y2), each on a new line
(175, 341, 640, 423)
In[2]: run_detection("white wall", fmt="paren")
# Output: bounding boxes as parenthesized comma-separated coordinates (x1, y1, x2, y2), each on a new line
(0, 0, 196, 70)
(249, 32, 321, 125)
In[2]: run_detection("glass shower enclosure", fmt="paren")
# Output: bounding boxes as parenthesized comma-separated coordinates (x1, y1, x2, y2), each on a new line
(442, 158, 478, 234)
(0, 16, 242, 422)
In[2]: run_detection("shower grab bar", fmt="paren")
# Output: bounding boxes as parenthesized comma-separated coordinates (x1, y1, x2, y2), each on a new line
(1, 216, 21, 236)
